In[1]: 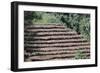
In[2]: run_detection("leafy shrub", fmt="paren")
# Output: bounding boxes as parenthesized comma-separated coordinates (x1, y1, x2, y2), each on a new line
(75, 50, 87, 59)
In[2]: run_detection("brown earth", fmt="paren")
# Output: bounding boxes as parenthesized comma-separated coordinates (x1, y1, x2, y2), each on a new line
(24, 24, 90, 62)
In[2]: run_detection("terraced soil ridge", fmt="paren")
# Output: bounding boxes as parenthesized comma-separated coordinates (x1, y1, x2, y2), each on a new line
(24, 24, 90, 61)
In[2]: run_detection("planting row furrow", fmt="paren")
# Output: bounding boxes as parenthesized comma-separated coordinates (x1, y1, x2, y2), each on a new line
(24, 45, 90, 50)
(25, 42, 90, 47)
(24, 42, 90, 48)
(26, 26, 66, 29)
(24, 35, 83, 40)
(24, 39, 88, 44)
(25, 48, 90, 53)
(24, 28, 71, 32)
(26, 24, 65, 28)
(24, 32, 77, 37)
(25, 49, 90, 55)
(24, 31, 77, 35)
(24, 29, 71, 33)
(26, 53, 90, 61)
